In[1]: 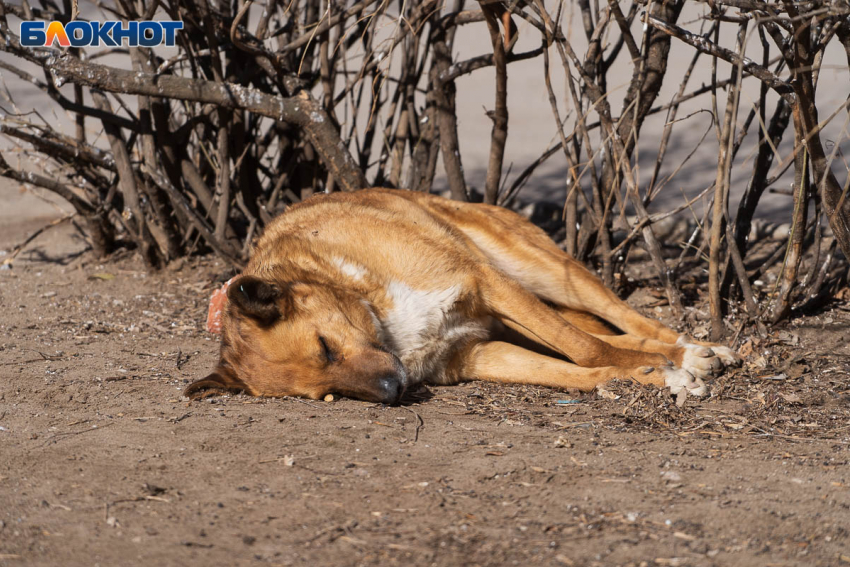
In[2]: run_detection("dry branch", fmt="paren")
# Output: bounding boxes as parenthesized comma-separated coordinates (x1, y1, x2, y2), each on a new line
(480, 1, 510, 205)
(644, 14, 795, 102)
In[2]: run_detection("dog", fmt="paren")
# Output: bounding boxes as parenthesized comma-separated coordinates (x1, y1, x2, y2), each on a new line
(186, 189, 739, 404)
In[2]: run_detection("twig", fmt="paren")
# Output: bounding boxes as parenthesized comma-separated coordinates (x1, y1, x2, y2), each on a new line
(644, 13, 795, 102)
(43, 422, 115, 445)
(709, 21, 748, 341)
(402, 406, 424, 443)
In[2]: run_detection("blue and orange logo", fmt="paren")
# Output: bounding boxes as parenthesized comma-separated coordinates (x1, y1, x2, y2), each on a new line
(20, 20, 183, 47)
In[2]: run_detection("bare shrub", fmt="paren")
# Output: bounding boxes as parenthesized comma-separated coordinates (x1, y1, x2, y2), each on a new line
(0, 0, 848, 335)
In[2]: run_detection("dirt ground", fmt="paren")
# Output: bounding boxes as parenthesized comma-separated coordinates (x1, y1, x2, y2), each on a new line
(1, 219, 850, 567)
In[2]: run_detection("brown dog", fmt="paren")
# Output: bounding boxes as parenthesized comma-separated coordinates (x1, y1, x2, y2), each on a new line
(187, 189, 738, 403)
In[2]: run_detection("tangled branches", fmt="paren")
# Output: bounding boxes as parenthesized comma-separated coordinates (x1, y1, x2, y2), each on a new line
(0, 0, 848, 337)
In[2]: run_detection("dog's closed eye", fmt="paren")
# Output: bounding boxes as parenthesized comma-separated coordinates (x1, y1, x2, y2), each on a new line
(318, 335, 337, 363)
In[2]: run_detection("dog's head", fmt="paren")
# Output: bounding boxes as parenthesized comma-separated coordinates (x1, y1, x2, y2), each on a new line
(185, 275, 406, 403)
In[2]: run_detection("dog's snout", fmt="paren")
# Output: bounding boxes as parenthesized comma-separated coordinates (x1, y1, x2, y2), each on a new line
(332, 351, 407, 404)
(375, 374, 405, 405)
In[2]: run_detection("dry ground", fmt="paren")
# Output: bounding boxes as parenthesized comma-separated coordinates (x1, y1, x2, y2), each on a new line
(1, 220, 850, 567)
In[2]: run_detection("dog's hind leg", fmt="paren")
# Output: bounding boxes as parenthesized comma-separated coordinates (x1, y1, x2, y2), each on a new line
(461, 210, 738, 367)
(486, 240, 682, 344)
(432, 200, 681, 342)
(549, 306, 619, 335)
(475, 266, 672, 371)
(424, 198, 739, 368)
(451, 341, 705, 396)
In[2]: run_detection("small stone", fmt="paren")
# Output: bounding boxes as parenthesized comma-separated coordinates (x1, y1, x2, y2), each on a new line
(661, 470, 682, 482)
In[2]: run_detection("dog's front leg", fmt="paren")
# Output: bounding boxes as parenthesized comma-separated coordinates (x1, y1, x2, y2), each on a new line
(453, 341, 705, 396)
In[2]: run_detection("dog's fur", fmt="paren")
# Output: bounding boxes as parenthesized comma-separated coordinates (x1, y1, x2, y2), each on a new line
(187, 189, 739, 403)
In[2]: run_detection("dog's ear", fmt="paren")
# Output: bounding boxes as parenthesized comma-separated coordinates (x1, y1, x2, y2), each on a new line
(227, 275, 285, 325)
(184, 366, 247, 399)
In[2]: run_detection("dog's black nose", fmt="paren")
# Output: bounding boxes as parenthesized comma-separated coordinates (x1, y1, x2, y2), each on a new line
(375, 374, 405, 405)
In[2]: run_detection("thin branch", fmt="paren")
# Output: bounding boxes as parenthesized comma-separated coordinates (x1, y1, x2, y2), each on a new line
(644, 13, 796, 103)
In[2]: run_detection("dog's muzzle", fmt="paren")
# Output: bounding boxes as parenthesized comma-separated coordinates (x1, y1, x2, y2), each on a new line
(376, 354, 408, 405)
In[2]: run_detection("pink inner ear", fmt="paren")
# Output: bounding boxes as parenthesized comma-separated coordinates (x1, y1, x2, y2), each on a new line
(206, 277, 236, 334)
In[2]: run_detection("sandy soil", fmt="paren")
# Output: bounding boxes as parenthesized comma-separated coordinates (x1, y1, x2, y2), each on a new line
(2, 222, 850, 567)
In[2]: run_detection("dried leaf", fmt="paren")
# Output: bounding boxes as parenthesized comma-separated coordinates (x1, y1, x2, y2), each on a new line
(777, 331, 800, 346)
(596, 385, 619, 400)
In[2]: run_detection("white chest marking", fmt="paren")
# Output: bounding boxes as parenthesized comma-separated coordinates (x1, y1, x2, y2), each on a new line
(380, 281, 489, 385)
(383, 281, 462, 353)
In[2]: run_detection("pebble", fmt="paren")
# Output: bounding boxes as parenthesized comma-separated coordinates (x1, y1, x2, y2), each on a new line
(661, 470, 682, 482)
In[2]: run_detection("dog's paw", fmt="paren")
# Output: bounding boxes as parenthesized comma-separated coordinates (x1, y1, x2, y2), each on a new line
(677, 336, 740, 373)
(707, 345, 742, 367)
(662, 366, 707, 397)
(679, 343, 723, 379)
